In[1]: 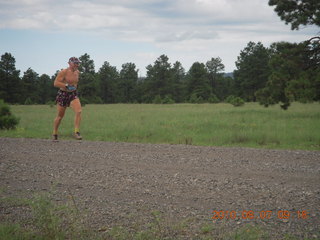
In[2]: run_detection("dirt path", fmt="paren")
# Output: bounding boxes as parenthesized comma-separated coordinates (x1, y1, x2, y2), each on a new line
(0, 137, 319, 239)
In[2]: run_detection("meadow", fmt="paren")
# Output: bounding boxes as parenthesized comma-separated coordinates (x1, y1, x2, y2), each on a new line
(1, 102, 319, 150)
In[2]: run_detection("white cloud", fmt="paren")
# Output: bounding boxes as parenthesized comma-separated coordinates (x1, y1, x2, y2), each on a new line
(0, 0, 275, 34)
(1, 0, 316, 41)
(0, 0, 318, 74)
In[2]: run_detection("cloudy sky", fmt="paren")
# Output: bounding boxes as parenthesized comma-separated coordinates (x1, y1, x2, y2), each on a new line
(0, 0, 318, 77)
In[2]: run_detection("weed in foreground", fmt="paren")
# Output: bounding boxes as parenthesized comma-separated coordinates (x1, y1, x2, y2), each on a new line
(1, 192, 318, 240)
(1, 192, 101, 240)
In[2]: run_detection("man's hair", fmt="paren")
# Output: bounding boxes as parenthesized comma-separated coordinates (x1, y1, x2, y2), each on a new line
(69, 57, 81, 64)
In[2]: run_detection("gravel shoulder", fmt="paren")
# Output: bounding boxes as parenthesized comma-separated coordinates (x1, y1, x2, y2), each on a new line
(0, 137, 319, 238)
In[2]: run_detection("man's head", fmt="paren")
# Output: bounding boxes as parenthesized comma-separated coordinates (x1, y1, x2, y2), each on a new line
(69, 57, 81, 64)
(68, 57, 81, 71)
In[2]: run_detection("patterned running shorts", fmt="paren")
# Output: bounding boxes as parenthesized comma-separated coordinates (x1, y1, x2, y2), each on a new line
(55, 90, 78, 107)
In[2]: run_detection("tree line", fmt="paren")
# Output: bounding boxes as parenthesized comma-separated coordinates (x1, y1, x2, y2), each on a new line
(0, 38, 320, 108)
(0, 37, 319, 109)
(0, 0, 319, 109)
(0, 52, 231, 105)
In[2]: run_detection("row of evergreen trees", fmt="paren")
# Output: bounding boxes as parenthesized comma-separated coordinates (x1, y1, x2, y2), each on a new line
(0, 39, 319, 109)
(0, 52, 234, 105)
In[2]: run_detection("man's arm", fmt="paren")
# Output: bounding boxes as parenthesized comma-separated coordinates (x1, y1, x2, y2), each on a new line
(74, 70, 80, 88)
(54, 69, 67, 89)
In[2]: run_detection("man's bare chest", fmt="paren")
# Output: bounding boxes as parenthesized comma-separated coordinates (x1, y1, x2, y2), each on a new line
(65, 71, 79, 85)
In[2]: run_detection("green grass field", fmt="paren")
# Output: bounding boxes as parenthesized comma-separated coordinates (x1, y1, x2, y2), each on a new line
(1, 102, 319, 150)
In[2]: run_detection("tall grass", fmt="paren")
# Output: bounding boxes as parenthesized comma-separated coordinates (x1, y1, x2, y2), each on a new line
(0, 102, 319, 150)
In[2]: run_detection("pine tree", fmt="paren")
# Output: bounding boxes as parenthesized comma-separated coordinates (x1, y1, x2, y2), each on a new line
(97, 61, 119, 103)
(119, 63, 138, 103)
(234, 42, 271, 101)
(0, 53, 21, 103)
(186, 62, 210, 102)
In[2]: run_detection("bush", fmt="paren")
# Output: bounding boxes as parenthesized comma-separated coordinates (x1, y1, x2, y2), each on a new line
(152, 95, 162, 104)
(24, 97, 33, 105)
(189, 93, 204, 104)
(231, 97, 245, 107)
(79, 97, 89, 106)
(90, 96, 103, 104)
(162, 95, 175, 104)
(208, 94, 220, 103)
(152, 95, 175, 104)
(46, 100, 55, 108)
(225, 95, 245, 106)
(0, 99, 19, 129)
(225, 95, 235, 104)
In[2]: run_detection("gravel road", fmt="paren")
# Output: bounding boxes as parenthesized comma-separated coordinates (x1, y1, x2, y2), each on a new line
(0, 137, 319, 239)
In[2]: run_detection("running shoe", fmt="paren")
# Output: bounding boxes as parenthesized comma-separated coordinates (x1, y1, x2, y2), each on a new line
(52, 134, 58, 142)
(74, 132, 82, 140)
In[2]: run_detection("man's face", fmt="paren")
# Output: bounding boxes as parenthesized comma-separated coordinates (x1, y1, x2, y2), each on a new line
(69, 62, 80, 70)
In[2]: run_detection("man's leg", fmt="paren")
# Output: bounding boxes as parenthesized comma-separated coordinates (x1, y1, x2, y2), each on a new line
(70, 98, 82, 139)
(53, 104, 66, 138)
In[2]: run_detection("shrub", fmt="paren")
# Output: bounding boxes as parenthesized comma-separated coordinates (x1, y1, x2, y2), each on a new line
(46, 100, 55, 108)
(24, 97, 33, 105)
(225, 95, 235, 104)
(90, 96, 103, 104)
(162, 95, 175, 104)
(153, 95, 162, 104)
(0, 99, 19, 129)
(189, 93, 204, 103)
(152, 95, 175, 104)
(80, 97, 89, 106)
(208, 94, 220, 103)
(231, 97, 245, 107)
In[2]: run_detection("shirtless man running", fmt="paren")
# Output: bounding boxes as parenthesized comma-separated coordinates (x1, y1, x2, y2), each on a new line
(52, 57, 82, 141)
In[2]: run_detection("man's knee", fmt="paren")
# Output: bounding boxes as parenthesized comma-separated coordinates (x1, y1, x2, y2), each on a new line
(55, 115, 64, 121)
(75, 108, 82, 115)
